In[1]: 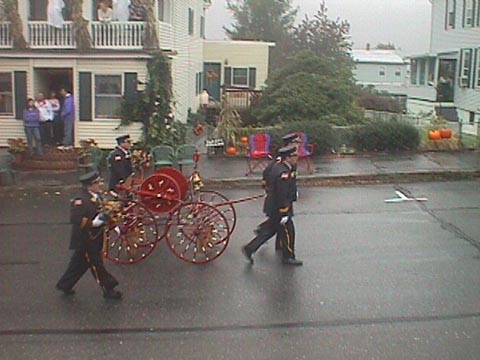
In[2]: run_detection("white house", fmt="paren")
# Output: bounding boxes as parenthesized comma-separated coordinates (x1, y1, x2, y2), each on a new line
(203, 39, 274, 107)
(351, 49, 408, 97)
(0, 0, 272, 149)
(407, 0, 480, 135)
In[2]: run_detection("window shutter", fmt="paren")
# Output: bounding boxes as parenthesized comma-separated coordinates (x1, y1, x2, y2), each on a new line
(463, 0, 466, 27)
(472, 49, 478, 88)
(248, 67, 256, 89)
(14, 71, 27, 120)
(79, 72, 92, 121)
(224, 66, 232, 86)
(468, 49, 474, 87)
(124, 72, 138, 105)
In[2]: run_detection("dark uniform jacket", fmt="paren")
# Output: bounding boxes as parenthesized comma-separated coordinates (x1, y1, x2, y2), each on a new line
(108, 146, 133, 190)
(69, 189, 104, 250)
(263, 161, 296, 217)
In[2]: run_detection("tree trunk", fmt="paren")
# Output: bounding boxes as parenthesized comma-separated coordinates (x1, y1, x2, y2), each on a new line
(2, 0, 28, 50)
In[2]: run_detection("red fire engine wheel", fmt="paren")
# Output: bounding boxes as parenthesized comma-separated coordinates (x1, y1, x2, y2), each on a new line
(139, 172, 182, 214)
(156, 167, 188, 200)
(187, 190, 237, 235)
(166, 202, 230, 264)
(103, 200, 159, 264)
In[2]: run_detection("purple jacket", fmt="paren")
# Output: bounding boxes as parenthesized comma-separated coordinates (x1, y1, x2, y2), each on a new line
(23, 108, 41, 128)
(61, 94, 75, 122)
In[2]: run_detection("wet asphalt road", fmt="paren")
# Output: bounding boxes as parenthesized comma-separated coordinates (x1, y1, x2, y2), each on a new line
(1, 181, 480, 359)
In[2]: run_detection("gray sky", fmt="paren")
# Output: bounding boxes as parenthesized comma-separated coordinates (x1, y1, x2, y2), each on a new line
(206, 0, 432, 55)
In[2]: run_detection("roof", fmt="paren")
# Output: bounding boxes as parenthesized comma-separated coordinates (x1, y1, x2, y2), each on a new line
(351, 50, 407, 64)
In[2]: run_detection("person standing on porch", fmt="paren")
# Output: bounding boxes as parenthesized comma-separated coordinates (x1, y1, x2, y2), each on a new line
(49, 91, 62, 145)
(35, 92, 54, 146)
(58, 87, 75, 150)
(23, 98, 43, 156)
(98, 1, 113, 22)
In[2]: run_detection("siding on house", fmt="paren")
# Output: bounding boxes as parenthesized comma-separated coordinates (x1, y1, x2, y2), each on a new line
(203, 40, 274, 90)
(407, 0, 479, 132)
(352, 50, 408, 96)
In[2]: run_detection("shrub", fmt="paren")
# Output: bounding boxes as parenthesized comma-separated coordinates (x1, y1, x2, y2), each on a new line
(351, 120, 420, 152)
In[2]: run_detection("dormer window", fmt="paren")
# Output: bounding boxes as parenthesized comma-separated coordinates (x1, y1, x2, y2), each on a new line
(445, 0, 456, 29)
(157, 0, 172, 23)
(463, 0, 474, 27)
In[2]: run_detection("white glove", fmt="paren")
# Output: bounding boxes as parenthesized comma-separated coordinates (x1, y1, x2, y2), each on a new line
(92, 213, 105, 227)
(280, 216, 289, 224)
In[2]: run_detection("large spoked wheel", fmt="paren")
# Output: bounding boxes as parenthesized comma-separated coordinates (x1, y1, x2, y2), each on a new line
(103, 200, 159, 264)
(187, 190, 237, 235)
(139, 173, 182, 214)
(166, 202, 231, 264)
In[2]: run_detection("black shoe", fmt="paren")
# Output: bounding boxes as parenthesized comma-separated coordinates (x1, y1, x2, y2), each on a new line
(241, 246, 254, 265)
(282, 258, 303, 266)
(103, 289, 123, 300)
(56, 284, 75, 296)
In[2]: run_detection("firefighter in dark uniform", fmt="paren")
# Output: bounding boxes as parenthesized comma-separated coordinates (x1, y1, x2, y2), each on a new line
(56, 171, 122, 300)
(242, 144, 303, 266)
(108, 134, 134, 192)
(257, 133, 301, 251)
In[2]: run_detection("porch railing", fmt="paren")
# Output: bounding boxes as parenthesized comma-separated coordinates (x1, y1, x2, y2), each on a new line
(28, 21, 75, 49)
(0, 22, 12, 48)
(91, 21, 145, 49)
(223, 88, 262, 109)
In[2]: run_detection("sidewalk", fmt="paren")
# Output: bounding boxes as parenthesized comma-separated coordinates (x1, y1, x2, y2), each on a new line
(1, 147, 479, 191)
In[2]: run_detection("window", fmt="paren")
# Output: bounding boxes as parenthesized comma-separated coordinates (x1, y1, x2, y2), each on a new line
(195, 72, 203, 95)
(395, 68, 402, 77)
(224, 67, 256, 88)
(476, 0, 480, 25)
(94, 75, 122, 118)
(464, 0, 474, 26)
(427, 57, 436, 83)
(476, 49, 480, 87)
(200, 16, 205, 39)
(0, 72, 13, 115)
(157, 0, 171, 23)
(232, 68, 248, 86)
(379, 67, 386, 76)
(446, 0, 456, 28)
(410, 59, 418, 85)
(469, 111, 475, 123)
(188, 8, 194, 35)
(419, 59, 426, 85)
(459, 48, 473, 87)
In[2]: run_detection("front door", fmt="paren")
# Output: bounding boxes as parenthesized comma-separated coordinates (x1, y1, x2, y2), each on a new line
(203, 62, 221, 102)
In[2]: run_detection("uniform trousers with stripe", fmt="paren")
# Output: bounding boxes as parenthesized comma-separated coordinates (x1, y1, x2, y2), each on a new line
(56, 242, 118, 292)
(245, 215, 296, 260)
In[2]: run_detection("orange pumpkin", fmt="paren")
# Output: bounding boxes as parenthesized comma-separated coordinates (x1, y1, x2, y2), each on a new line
(240, 136, 249, 143)
(428, 130, 442, 140)
(226, 146, 238, 155)
(440, 128, 452, 139)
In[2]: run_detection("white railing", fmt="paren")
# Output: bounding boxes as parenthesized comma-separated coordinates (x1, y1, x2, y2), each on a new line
(0, 22, 12, 48)
(92, 21, 145, 49)
(158, 21, 173, 50)
(28, 21, 75, 49)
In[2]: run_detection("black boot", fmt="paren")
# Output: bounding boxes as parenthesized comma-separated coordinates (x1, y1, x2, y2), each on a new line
(282, 258, 303, 266)
(56, 284, 75, 296)
(241, 246, 254, 265)
(103, 288, 123, 300)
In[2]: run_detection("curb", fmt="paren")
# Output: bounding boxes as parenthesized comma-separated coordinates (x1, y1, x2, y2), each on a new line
(1, 170, 479, 195)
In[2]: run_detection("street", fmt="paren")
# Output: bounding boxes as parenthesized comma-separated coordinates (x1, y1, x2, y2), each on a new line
(1, 181, 480, 359)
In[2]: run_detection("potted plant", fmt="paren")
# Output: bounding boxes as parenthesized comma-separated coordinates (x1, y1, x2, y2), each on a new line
(7, 138, 27, 165)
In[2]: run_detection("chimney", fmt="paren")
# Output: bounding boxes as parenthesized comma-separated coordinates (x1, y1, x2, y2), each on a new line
(366, 43, 370, 51)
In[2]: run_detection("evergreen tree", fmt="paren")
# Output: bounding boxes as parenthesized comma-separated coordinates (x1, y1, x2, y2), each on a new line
(224, 0, 297, 71)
